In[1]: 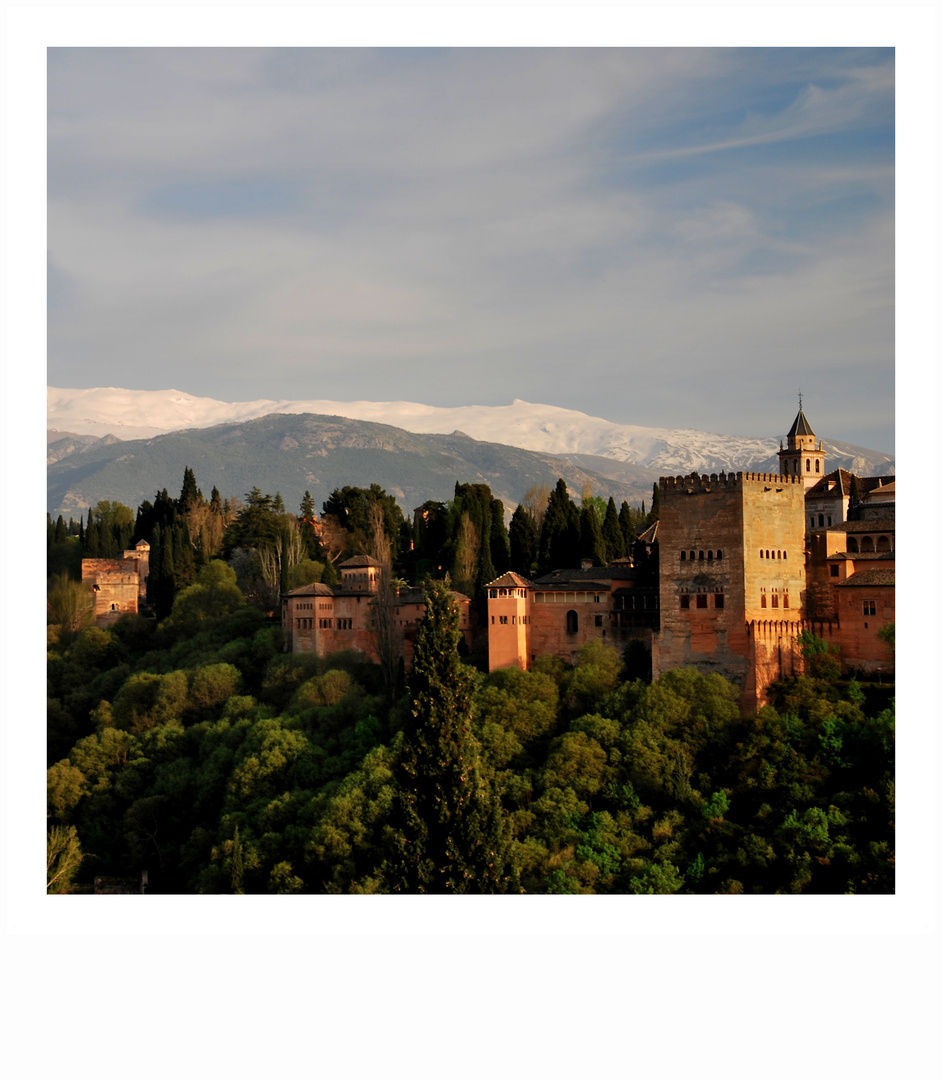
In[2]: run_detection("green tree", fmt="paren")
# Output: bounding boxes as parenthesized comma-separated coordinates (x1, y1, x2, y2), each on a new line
(508, 503, 537, 576)
(47, 825, 84, 893)
(388, 581, 516, 892)
(47, 573, 94, 645)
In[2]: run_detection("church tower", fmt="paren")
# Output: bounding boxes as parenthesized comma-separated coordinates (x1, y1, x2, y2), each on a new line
(778, 397, 826, 482)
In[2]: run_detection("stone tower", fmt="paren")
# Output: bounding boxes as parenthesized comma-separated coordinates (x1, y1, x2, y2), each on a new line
(652, 469, 807, 713)
(485, 572, 531, 671)
(778, 400, 826, 482)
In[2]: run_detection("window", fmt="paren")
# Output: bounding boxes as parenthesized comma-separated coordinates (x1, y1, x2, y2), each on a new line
(696, 594, 707, 609)
(816, 460, 821, 473)
(818, 515, 824, 527)
(863, 600, 876, 616)
(761, 593, 767, 608)
(566, 610, 579, 633)
(806, 459, 811, 472)
(680, 550, 686, 561)
(771, 593, 779, 608)
(827, 516, 832, 526)
(760, 550, 764, 559)
(716, 550, 723, 560)
(783, 594, 789, 609)
(499, 615, 508, 624)
(830, 564, 839, 578)
(680, 595, 690, 610)
(595, 615, 603, 627)
(714, 593, 724, 609)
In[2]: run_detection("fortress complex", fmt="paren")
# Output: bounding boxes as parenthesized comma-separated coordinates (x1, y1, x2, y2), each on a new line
(82, 540, 150, 627)
(485, 404, 894, 713)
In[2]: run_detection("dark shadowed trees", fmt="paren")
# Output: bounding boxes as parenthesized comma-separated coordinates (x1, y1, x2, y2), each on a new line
(387, 580, 517, 892)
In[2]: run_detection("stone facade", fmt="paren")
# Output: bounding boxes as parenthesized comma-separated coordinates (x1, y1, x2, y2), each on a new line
(486, 404, 895, 713)
(282, 555, 472, 667)
(652, 470, 807, 713)
(82, 541, 150, 627)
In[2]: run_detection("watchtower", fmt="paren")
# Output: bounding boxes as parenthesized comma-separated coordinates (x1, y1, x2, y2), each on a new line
(778, 400, 826, 483)
(652, 470, 807, 712)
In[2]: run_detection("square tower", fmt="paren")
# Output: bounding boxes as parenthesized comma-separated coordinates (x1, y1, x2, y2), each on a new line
(653, 471, 807, 712)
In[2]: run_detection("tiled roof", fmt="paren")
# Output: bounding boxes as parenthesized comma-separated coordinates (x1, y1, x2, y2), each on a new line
(835, 568, 896, 587)
(831, 517, 896, 533)
(485, 571, 533, 589)
(828, 551, 895, 562)
(533, 564, 635, 586)
(805, 469, 895, 500)
(787, 407, 816, 437)
(284, 581, 337, 597)
(340, 555, 384, 568)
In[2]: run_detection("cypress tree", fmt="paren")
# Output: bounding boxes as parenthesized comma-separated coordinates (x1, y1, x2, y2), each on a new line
(508, 504, 537, 576)
(54, 515, 67, 544)
(387, 581, 516, 893)
(489, 500, 511, 575)
(85, 517, 100, 558)
(579, 501, 606, 566)
(619, 500, 635, 549)
(603, 497, 625, 561)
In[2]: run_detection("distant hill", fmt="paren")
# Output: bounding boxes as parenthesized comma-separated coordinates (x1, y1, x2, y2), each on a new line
(46, 412, 658, 519)
(47, 386, 895, 478)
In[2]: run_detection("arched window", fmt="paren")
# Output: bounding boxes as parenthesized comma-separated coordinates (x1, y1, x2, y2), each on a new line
(818, 515, 824, 527)
(716, 550, 723, 560)
(690, 550, 695, 561)
(776, 551, 781, 560)
(861, 536, 875, 553)
(848, 537, 859, 553)
(761, 594, 767, 608)
(708, 551, 713, 560)
(680, 550, 686, 561)
(566, 610, 579, 634)
(816, 460, 821, 473)
(806, 459, 811, 472)
(783, 551, 787, 560)
(698, 551, 704, 560)
(877, 535, 891, 552)
(760, 550, 764, 559)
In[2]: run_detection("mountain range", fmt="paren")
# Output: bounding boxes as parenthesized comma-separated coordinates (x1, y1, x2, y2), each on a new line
(47, 386, 895, 519)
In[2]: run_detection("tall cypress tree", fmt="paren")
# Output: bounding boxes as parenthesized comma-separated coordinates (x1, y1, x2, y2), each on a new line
(508, 504, 537, 576)
(387, 581, 516, 893)
(603, 497, 625, 561)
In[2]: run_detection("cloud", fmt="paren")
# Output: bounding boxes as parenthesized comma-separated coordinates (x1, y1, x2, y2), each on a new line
(47, 47, 895, 450)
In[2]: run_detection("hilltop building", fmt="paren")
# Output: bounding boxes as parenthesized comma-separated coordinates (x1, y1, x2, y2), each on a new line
(485, 403, 894, 712)
(282, 554, 472, 668)
(81, 540, 150, 627)
(274, 401, 892, 713)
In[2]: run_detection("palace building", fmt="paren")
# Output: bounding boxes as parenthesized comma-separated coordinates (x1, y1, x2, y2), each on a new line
(485, 403, 895, 713)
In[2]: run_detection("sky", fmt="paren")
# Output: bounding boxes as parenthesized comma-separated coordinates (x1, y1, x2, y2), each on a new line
(46, 45, 897, 451)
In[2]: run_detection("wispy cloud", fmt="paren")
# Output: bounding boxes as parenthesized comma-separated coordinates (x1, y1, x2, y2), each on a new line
(47, 47, 895, 450)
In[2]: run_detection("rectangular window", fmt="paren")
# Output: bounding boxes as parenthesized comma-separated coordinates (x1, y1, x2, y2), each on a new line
(595, 614, 603, 627)
(680, 595, 690, 609)
(499, 615, 508, 625)
(830, 564, 839, 577)
(863, 600, 876, 616)
(771, 594, 779, 608)
(696, 594, 707, 609)
(714, 593, 724, 609)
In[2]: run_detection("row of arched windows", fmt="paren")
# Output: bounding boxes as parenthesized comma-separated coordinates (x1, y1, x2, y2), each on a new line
(679, 549, 723, 562)
(759, 549, 787, 560)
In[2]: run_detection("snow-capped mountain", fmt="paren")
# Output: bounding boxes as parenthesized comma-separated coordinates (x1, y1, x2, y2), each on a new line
(47, 386, 894, 478)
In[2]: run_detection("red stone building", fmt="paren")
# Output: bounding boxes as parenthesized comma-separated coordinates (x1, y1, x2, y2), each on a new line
(82, 540, 150, 626)
(282, 554, 472, 667)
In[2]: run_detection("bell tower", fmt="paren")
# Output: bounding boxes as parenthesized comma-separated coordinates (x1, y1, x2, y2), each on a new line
(778, 394, 826, 482)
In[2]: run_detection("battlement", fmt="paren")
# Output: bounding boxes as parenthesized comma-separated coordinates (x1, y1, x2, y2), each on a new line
(659, 471, 802, 493)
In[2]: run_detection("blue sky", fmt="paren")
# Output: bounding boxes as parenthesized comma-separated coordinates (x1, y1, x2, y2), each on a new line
(47, 46, 896, 450)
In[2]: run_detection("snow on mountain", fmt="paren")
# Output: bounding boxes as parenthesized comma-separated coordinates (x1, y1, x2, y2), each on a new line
(47, 386, 892, 477)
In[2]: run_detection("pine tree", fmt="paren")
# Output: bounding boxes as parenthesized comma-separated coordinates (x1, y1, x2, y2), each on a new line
(179, 466, 201, 512)
(388, 581, 516, 893)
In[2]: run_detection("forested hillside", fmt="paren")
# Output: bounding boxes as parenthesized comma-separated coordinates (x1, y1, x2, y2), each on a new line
(46, 469, 894, 894)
